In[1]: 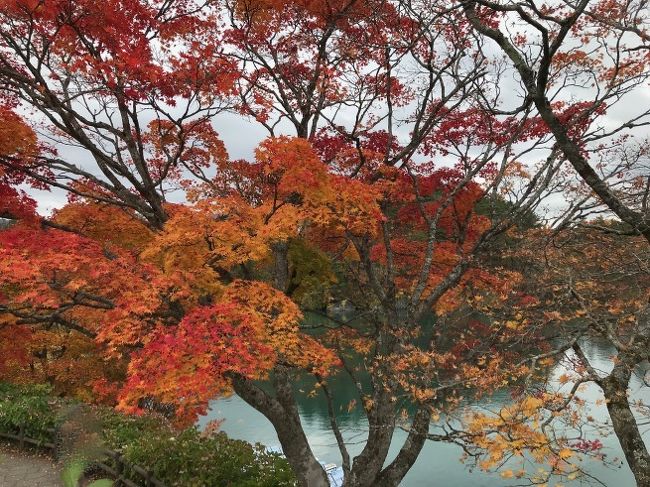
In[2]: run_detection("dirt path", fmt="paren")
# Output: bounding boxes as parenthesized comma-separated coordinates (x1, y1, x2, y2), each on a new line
(0, 445, 62, 487)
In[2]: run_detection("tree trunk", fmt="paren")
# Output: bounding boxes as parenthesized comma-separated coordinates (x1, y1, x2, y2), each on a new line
(601, 367, 650, 487)
(272, 241, 291, 292)
(346, 320, 403, 487)
(237, 241, 328, 485)
(374, 407, 432, 486)
(232, 374, 329, 487)
(347, 393, 397, 486)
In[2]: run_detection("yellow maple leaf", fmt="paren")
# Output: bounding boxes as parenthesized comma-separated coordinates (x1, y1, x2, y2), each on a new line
(500, 470, 514, 479)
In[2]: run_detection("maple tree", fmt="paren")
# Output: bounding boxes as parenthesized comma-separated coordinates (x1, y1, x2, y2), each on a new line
(0, 106, 40, 220)
(1, 0, 648, 486)
(433, 221, 649, 485)
(455, 0, 650, 484)
(524, 224, 650, 484)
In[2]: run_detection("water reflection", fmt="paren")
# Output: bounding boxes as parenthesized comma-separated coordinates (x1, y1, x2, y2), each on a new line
(198, 337, 649, 486)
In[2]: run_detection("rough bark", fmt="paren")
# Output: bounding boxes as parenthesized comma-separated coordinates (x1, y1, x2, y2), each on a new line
(374, 407, 432, 487)
(272, 241, 291, 292)
(232, 373, 330, 487)
(601, 366, 650, 487)
(347, 392, 397, 486)
(347, 307, 428, 487)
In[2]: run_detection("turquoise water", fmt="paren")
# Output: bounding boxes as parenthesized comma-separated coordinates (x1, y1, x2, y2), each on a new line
(198, 339, 649, 486)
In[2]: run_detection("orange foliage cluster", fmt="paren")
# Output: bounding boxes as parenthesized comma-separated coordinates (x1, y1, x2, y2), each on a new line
(0, 128, 518, 421)
(0, 107, 40, 220)
(120, 280, 340, 423)
(464, 395, 581, 482)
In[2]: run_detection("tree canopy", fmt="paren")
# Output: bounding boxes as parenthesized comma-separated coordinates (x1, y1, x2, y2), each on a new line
(1, 0, 650, 486)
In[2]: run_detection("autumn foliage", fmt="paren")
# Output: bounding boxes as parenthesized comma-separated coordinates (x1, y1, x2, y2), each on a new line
(2, 0, 649, 485)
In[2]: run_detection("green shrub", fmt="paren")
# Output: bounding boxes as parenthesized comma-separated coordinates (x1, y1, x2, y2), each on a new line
(116, 428, 296, 487)
(97, 405, 296, 486)
(98, 407, 166, 449)
(0, 382, 297, 486)
(0, 383, 61, 443)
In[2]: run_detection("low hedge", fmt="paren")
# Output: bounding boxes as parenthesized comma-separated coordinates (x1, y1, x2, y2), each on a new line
(0, 383, 297, 486)
(0, 382, 61, 444)
(99, 410, 296, 487)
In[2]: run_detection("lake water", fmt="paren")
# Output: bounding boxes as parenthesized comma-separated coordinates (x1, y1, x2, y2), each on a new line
(198, 338, 650, 486)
